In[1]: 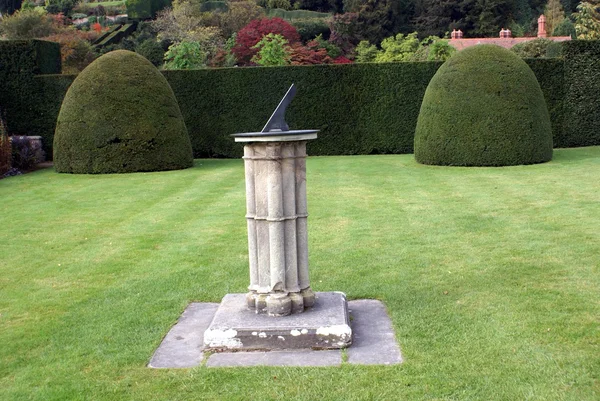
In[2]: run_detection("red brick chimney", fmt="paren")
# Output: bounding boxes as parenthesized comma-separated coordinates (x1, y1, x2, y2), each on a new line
(538, 15, 547, 38)
(451, 29, 463, 39)
(499, 28, 512, 38)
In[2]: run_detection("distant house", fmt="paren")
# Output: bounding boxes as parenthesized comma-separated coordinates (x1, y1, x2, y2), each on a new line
(448, 15, 571, 51)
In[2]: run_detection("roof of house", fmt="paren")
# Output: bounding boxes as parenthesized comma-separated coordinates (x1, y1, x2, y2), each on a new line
(448, 36, 572, 51)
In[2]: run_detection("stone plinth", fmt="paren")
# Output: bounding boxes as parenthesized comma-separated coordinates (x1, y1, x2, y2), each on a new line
(233, 130, 318, 317)
(203, 292, 352, 351)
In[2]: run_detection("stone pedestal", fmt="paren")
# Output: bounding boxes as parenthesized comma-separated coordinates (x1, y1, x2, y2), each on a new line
(236, 131, 318, 317)
(202, 128, 352, 352)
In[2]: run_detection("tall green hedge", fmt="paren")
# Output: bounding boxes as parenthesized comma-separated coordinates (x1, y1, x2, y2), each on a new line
(562, 41, 600, 147)
(163, 62, 441, 158)
(5, 40, 600, 159)
(14, 60, 567, 159)
(525, 58, 564, 147)
(0, 40, 60, 139)
(32, 74, 77, 156)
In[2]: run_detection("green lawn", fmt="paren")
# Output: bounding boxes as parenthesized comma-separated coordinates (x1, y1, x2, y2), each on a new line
(1, 148, 599, 400)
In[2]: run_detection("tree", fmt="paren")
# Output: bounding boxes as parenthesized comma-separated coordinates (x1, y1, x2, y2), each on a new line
(374, 32, 420, 62)
(552, 16, 576, 37)
(354, 0, 396, 44)
(342, 0, 363, 12)
(544, 0, 565, 35)
(473, 0, 516, 37)
(575, 1, 600, 39)
(295, 0, 341, 13)
(413, 0, 458, 38)
(355, 33, 455, 63)
(232, 17, 300, 65)
(152, 2, 224, 60)
(329, 12, 360, 55)
(218, 1, 265, 38)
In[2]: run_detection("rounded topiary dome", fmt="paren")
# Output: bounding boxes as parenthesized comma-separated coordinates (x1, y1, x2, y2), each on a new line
(414, 45, 553, 166)
(53, 50, 193, 173)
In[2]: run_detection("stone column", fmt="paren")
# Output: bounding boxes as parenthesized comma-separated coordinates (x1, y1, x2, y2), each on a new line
(234, 131, 317, 316)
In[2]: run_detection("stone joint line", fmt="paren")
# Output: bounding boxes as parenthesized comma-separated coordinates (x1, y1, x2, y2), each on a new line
(245, 213, 309, 221)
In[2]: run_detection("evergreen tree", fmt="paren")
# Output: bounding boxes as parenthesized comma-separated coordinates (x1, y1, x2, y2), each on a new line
(355, 0, 396, 44)
(413, 0, 462, 37)
(544, 0, 566, 34)
(473, 0, 517, 37)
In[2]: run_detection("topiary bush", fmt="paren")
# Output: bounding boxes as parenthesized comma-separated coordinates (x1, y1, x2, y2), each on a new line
(53, 50, 193, 174)
(414, 45, 553, 167)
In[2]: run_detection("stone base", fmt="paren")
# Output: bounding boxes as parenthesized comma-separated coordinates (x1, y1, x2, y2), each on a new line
(203, 292, 352, 351)
(148, 298, 402, 368)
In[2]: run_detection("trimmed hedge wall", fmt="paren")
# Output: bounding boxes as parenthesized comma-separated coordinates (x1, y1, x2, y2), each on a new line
(3, 40, 600, 159)
(0, 40, 61, 140)
(32, 74, 74, 157)
(525, 58, 565, 147)
(18, 60, 566, 159)
(562, 41, 600, 147)
(414, 45, 553, 166)
(163, 62, 441, 158)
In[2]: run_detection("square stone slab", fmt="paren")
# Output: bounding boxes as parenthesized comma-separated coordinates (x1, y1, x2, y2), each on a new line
(148, 297, 402, 368)
(148, 302, 219, 368)
(346, 300, 403, 365)
(206, 349, 342, 367)
(203, 292, 352, 351)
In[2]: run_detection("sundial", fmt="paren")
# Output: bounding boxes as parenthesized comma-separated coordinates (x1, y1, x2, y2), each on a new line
(203, 84, 353, 350)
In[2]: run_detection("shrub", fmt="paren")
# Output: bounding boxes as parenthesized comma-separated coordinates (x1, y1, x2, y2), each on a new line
(0, 9, 56, 39)
(126, 0, 171, 19)
(511, 38, 564, 58)
(135, 39, 165, 67)
(44, 0, 78, 15)
(252, 33, 291, 66)
(289, 39, 332, 65)
(53, 50, 193, 173)
(43, 28, 98, 73)
(553, 18, 577, 38)
(292, 18, 330, 42)
(163, 41, 208, 70)
(311, 33, 340, 58)
(414, 45, 553, 166)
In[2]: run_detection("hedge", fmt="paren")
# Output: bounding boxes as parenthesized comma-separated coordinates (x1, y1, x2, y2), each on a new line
(163, 62, 441, 158)
(562, 41, 600, 147)
(10, 59, 566, 159)
(0, 40, 60, 140)
(3, 40, 600, 159)
(414, 45, 553, 166)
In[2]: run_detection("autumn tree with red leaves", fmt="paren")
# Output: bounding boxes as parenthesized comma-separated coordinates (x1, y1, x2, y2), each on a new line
(289, 39, 332, 65)
(233, 17, 301, 66)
